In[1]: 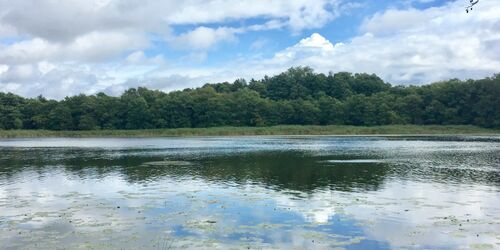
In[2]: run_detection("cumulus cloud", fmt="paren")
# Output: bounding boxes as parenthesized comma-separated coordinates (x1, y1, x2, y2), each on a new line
(0, 0, 347, 98)
(1, 0, 499, 99)
(0, 0, 344, 60)
(165, 0, 341, 32)
(0, 63, 102, 98)
(0, 0, 170, 42)
(273, 33, 337, 61)
(359, 8, 431, 35)
(0, 0, 341, 41)
(168, 26, 242, 51)
(154, 0, 500, 87)
(0, 31, 148, 65)
(125, 51, 165, 65)
(253, 0, 500, 84)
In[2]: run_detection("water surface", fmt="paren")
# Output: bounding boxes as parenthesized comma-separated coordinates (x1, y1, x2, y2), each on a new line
(0, 136, 499, 249)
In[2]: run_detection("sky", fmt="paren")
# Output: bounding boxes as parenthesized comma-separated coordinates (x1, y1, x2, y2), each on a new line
(0, 0, 499, 99)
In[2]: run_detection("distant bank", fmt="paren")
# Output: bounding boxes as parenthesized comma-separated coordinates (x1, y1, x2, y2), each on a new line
(0, 125, 499, 138)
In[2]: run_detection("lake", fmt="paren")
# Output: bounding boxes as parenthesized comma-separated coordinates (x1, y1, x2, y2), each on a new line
(0, 136, 499, 249)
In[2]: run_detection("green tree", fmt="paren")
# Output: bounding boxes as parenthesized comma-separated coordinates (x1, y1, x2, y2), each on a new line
(47, 104, 74, 130)
(317, 95, 344, 125)
(0, 68, 498, 130)
(121, 88, 153, 129)
(326, 72, 353, 100)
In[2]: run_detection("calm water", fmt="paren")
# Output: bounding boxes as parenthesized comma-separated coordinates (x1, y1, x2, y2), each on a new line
(0, 136, 499, 249)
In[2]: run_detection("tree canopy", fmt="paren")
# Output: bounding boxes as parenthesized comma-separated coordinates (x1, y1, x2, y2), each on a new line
(0, 67, 499, 130)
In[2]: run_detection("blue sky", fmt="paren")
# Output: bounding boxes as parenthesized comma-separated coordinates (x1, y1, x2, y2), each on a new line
(148, 0, 451, 67)
(153, 0, 454, 64)
(0, 0, 498, 99)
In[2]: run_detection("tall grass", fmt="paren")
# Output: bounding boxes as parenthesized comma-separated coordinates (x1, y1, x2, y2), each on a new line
(0, 125, 498, 138)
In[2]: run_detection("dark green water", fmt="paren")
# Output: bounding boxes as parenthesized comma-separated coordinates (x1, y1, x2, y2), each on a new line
(0, 136, 499, 249)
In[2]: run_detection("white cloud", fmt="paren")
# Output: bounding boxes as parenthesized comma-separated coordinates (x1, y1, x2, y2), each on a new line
(250, 38, 269, 51)
(0, 0, 344, 64)
(1, 0, 499, 99)
(0, 0, 347, 98)
(168, 26, 241, 51)
(37, 61, 56, 75)
(0, 23, 16, 38)
(165, 0, 341, 32)
(251, 0, 500, 84)
(125, 51, 147, 64)
(359, 8, 432, 35)
(273, 33, 337, 61)
(0, 0, 342, 41)
(0, 31, 148, 65)
(0, 64, 8, 75)
(150, 1, 500, 88)
(68, 31, 148, 62)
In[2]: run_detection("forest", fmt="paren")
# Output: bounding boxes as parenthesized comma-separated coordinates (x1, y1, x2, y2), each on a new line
(0, 67, 499, 130)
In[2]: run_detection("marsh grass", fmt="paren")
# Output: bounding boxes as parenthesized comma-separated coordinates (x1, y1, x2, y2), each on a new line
(0, 125, 498, 138)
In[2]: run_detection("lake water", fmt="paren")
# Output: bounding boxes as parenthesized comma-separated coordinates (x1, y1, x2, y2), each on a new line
(0, 136, 499, 249)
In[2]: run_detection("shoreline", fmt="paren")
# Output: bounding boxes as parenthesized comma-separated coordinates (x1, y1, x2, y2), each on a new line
(0, 125, 499, 138)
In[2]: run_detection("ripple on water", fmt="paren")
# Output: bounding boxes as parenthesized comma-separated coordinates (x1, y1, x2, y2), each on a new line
(0, 136, 499, 249)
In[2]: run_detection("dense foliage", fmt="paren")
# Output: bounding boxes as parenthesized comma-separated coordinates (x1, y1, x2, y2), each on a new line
(0, 67, 499, 130)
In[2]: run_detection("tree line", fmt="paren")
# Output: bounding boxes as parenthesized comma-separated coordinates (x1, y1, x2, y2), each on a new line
(0, 67, 499, 130)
